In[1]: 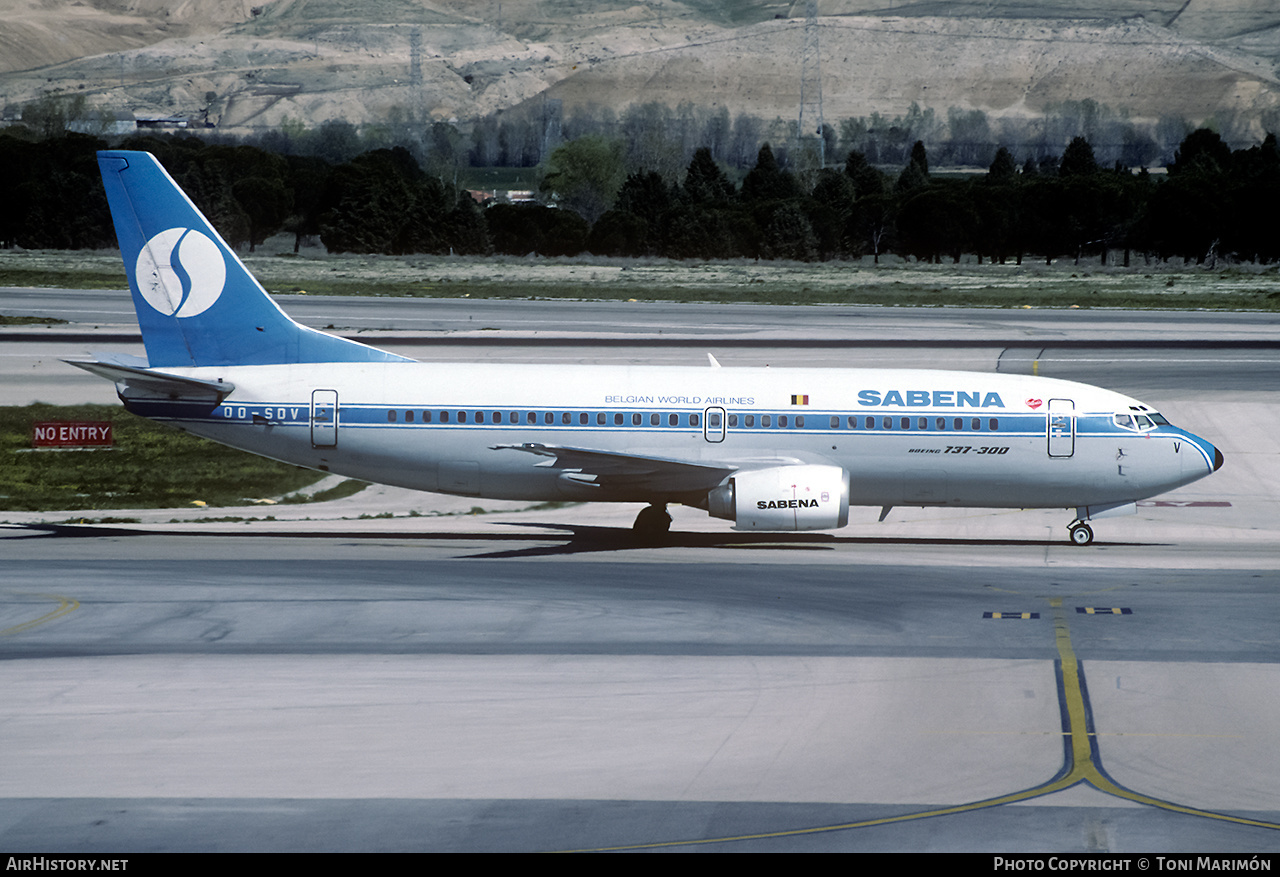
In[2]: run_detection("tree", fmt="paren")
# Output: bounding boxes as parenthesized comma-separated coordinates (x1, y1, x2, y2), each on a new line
(809, 168, 856, 258)
(844, 150, 885, 198)
(232, 175, 291, 251)
(988, 147, 1018, 183)
(683, 147, 734, 205)
(740, 143, 800, 202)
(19, 95, 87, 139)
(487, 203, 588, 256)
(908, 139, 929, 176)
(896, 184, 975, 263)
(1059, 137, 1098, 178)
(443, 193, 493, 256)
(895, 141, 930, 192)
(319, 147, 426, 254)
(1170, 129, 1231, 176)
(282, 155, 331, 253)
(589, 171, 675, 256)
(538, 135, 626, 224)
(762, 203, 817, 261)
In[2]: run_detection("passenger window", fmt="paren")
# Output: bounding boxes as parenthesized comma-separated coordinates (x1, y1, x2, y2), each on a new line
(651, 413, 660, 426)
(440, 411, 449, 423)
(779, 415, 788, 428)
(761, 415, 771, 427)
(936, 418, 946, 430)
(795, 415, 804, 427)
(614, 413, 623, 426)
(989, 418, 999, 431)
(509, 412, 518, 424)
(598, 413, 607, 425)
(745, 414, 755, 427)
(670, 413, 679, 426)
(527, 412, 536, 424)
(631, 413, 641, 426)
(900, 417, 910, 430)
(917, 417, 927, 430)
(405, 411, 414, 423)
(709, 412, 722, 427)
(866, 417, 875, 429)
(387, 410, 396, 422)
(474, 412, 484, 424)
(458, 411, 467, 423)
(423, 411, 432, 423)
(690, 413, 700, 427)
(831, 416, 840, 428)
(883, 417, 892, 429)
(580, 413, 589, 425)
(728, 414, 739, 427)
(954, 418, 963, 430)
(562, 412, 572, 425)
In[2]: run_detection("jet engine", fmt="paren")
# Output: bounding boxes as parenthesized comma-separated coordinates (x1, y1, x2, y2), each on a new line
(708, 464, 850, 531)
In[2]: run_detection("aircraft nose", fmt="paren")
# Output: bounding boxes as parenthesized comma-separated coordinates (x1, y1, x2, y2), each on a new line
(1214, 446, 1225, 472)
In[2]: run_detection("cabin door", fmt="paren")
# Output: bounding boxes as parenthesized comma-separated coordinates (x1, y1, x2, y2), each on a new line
(311, 389, 338, 448)
(1047, 398, 1075, 458)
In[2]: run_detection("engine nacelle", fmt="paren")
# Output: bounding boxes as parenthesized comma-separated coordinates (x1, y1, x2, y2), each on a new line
(708, 464, 850, 531)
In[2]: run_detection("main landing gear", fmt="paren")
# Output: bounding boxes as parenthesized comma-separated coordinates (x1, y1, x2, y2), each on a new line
(632, 503, 672, 541)
(1067, 521, 1094, 546)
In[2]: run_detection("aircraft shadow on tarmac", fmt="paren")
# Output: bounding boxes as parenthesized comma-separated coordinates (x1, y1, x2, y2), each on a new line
(4, 522, 1151, 558)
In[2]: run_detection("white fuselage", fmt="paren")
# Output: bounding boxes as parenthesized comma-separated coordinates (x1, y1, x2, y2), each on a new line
(123, 361, 1219, 513)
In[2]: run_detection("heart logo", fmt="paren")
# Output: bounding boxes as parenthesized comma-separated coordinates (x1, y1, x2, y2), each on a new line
(1026, 398, 1043, 409)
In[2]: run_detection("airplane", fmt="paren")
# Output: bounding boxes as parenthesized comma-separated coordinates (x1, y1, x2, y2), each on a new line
(71, 150, 1224, 545)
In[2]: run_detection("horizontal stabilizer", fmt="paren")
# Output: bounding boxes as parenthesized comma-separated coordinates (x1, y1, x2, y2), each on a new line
(65, 359, 235, 402)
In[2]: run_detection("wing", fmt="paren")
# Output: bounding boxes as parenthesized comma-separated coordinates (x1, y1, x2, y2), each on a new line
(491, 442, 734, 494)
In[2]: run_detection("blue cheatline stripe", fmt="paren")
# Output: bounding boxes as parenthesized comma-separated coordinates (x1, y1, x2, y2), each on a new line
(134, 400, 1064, 436)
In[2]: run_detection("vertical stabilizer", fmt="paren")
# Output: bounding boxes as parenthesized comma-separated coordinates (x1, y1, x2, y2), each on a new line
(97, 150, 409, 367)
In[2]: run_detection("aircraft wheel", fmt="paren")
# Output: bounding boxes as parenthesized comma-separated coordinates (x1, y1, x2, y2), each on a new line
(632, 504, 672, 541)
(1069, 523, 1094, 546)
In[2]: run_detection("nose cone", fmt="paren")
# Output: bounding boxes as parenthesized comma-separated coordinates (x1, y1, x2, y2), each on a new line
(1175, 430, 1222, 483)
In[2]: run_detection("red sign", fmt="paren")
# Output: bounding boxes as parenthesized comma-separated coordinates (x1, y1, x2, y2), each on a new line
(32, 422, 113, 448)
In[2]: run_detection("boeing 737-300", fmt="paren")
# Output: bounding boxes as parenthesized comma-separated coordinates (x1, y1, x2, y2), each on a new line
(71, 151, 1224, 544)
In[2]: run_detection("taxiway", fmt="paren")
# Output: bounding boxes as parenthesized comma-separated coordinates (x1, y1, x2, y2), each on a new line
(0, 292, 1276, 851)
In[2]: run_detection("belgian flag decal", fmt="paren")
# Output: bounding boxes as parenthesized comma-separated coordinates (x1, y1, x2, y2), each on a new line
(791, 394, 809, 405)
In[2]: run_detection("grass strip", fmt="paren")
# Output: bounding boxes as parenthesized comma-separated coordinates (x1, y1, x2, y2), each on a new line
(1, 404, 325, 512)
(4, 251, 1280, 310)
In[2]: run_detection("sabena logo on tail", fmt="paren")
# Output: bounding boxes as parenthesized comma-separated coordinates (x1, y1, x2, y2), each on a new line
(136, 227, 227, 318)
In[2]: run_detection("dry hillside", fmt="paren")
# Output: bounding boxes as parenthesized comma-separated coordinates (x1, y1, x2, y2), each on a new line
(1, 0, 1278, 138)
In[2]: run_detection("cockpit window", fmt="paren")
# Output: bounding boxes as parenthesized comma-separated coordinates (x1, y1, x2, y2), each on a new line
(1117, 411, 1163, 431)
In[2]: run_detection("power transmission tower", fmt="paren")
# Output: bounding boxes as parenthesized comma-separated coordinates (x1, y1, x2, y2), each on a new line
(797, 0, 825, 169)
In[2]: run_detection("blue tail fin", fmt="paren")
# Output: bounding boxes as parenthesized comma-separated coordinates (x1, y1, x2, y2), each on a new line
(97, 150, 409, 368)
